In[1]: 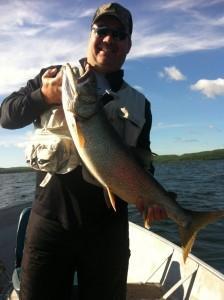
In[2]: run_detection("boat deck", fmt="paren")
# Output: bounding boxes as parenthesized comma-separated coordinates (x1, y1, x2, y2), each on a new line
(7, 284, 164, 300)
(127, 283, 164, 299)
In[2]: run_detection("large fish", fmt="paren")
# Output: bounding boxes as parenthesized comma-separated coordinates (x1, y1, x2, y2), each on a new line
(61, 63, 224, 261)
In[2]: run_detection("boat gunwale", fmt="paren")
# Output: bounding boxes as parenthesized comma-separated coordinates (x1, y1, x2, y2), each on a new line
(128, 221, 224, 280)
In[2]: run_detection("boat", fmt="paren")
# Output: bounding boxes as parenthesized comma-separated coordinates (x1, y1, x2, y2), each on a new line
(1, 205, 224, 299)
(127, 222, 224, 299)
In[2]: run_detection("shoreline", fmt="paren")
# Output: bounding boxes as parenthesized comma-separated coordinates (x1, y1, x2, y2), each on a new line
(1, 149, 224, 172)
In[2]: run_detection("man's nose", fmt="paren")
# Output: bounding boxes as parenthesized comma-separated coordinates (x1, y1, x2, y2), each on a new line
(102, 34, 114, 43)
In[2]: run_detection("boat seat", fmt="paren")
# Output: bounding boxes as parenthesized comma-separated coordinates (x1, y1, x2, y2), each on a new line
(12, 207, 31, 294)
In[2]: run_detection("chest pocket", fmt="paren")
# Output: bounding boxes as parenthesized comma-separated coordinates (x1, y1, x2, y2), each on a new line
(25, 106, 80, 174)
(104, 86, 146, 147)
(25, 130, 79, 174)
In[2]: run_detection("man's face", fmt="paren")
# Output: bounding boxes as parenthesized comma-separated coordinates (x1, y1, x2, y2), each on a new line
(87, 15, 131, 73)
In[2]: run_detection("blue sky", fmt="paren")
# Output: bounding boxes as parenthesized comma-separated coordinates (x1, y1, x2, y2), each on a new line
(0, 0, 224, 167)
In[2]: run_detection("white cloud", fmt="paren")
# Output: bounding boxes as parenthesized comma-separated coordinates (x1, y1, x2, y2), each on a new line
(0, 0, 91, 95)
(78, 8, 96, 18)
(129, 0, 224, 59)
(154, 0, 224, 11)
(0, 35, 87, 94)
(191, 78, 224, 98)
(153, 122, 190, 129)
(175, 137, 199, 143)
(160, 66, 186, 81)
(0, 129, 33, 149)
(133, 85, 144, 92)
(208, 124, 222, 132)
(129, 28, 224, 59)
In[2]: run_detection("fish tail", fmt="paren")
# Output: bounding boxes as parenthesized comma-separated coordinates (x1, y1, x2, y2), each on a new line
(179, 210, 224, 262)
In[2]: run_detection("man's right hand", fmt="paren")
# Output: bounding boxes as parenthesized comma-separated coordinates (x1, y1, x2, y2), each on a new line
(41, 68, 62, 105)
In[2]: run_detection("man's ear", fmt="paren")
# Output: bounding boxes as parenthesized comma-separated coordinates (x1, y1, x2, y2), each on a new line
(126, 37, 132, 54)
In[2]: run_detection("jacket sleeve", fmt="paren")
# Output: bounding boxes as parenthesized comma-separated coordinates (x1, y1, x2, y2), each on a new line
(0, 66, 61, 129)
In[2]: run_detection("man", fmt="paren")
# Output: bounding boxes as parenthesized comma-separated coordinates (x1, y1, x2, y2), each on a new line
(0, 3, 167, 300)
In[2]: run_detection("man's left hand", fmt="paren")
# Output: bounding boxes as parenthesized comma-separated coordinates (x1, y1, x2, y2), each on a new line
(143, 205, 168, 229)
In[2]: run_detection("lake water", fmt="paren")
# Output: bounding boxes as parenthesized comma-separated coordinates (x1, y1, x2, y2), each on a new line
(0, 160, 224, 273)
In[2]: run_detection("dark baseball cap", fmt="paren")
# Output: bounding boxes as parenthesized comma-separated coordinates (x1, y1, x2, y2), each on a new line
(92, 2, 133, 35)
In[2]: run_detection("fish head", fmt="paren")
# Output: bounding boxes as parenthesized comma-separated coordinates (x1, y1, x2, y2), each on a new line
(62, 63, 99, 120)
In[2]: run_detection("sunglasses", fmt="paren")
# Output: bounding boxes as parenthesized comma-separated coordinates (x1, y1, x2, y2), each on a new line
(92, 26, 128, 41)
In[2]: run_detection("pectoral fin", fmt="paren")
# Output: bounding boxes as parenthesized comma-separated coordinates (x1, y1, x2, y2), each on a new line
(103, 187, 116, 211)
(143, 208, 152, 230)
(76, 122, 85, 148)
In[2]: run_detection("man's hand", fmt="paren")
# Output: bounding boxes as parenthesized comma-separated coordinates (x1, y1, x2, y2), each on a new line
(41, 68, 62, 105)
(136, 191, 177, 229)
(144, 205, 168, 229)
(136, 202, 168, 229)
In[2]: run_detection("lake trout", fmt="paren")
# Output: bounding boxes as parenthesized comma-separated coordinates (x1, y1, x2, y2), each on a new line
(61, 63, 224, 262)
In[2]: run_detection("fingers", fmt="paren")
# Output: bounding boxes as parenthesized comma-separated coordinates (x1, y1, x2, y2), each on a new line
(143, 191, 177, 228)
(144, 207, 154, 229)
(41, 67, 62, 104)
(137, 203, 168, 229)
(147, 205, 168, 223)
(42, 67, 58, 78)
(42, 68, 62, 84)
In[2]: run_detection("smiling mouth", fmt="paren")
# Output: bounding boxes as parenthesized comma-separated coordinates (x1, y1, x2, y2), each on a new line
(98, 45, 116, 54)
(100, 49, 113, 55)
(101, 47, 113, 52)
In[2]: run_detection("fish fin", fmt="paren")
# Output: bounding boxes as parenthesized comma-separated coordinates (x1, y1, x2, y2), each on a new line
(76, 122, 85, 148)
(144, 219, 152, 230)
(143, 208, 152, 230)
(103, 187, 116, 211)
(179, 210, 224, 262)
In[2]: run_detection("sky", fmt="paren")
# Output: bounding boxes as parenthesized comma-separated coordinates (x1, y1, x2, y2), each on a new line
(0, 0, 224, 167)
